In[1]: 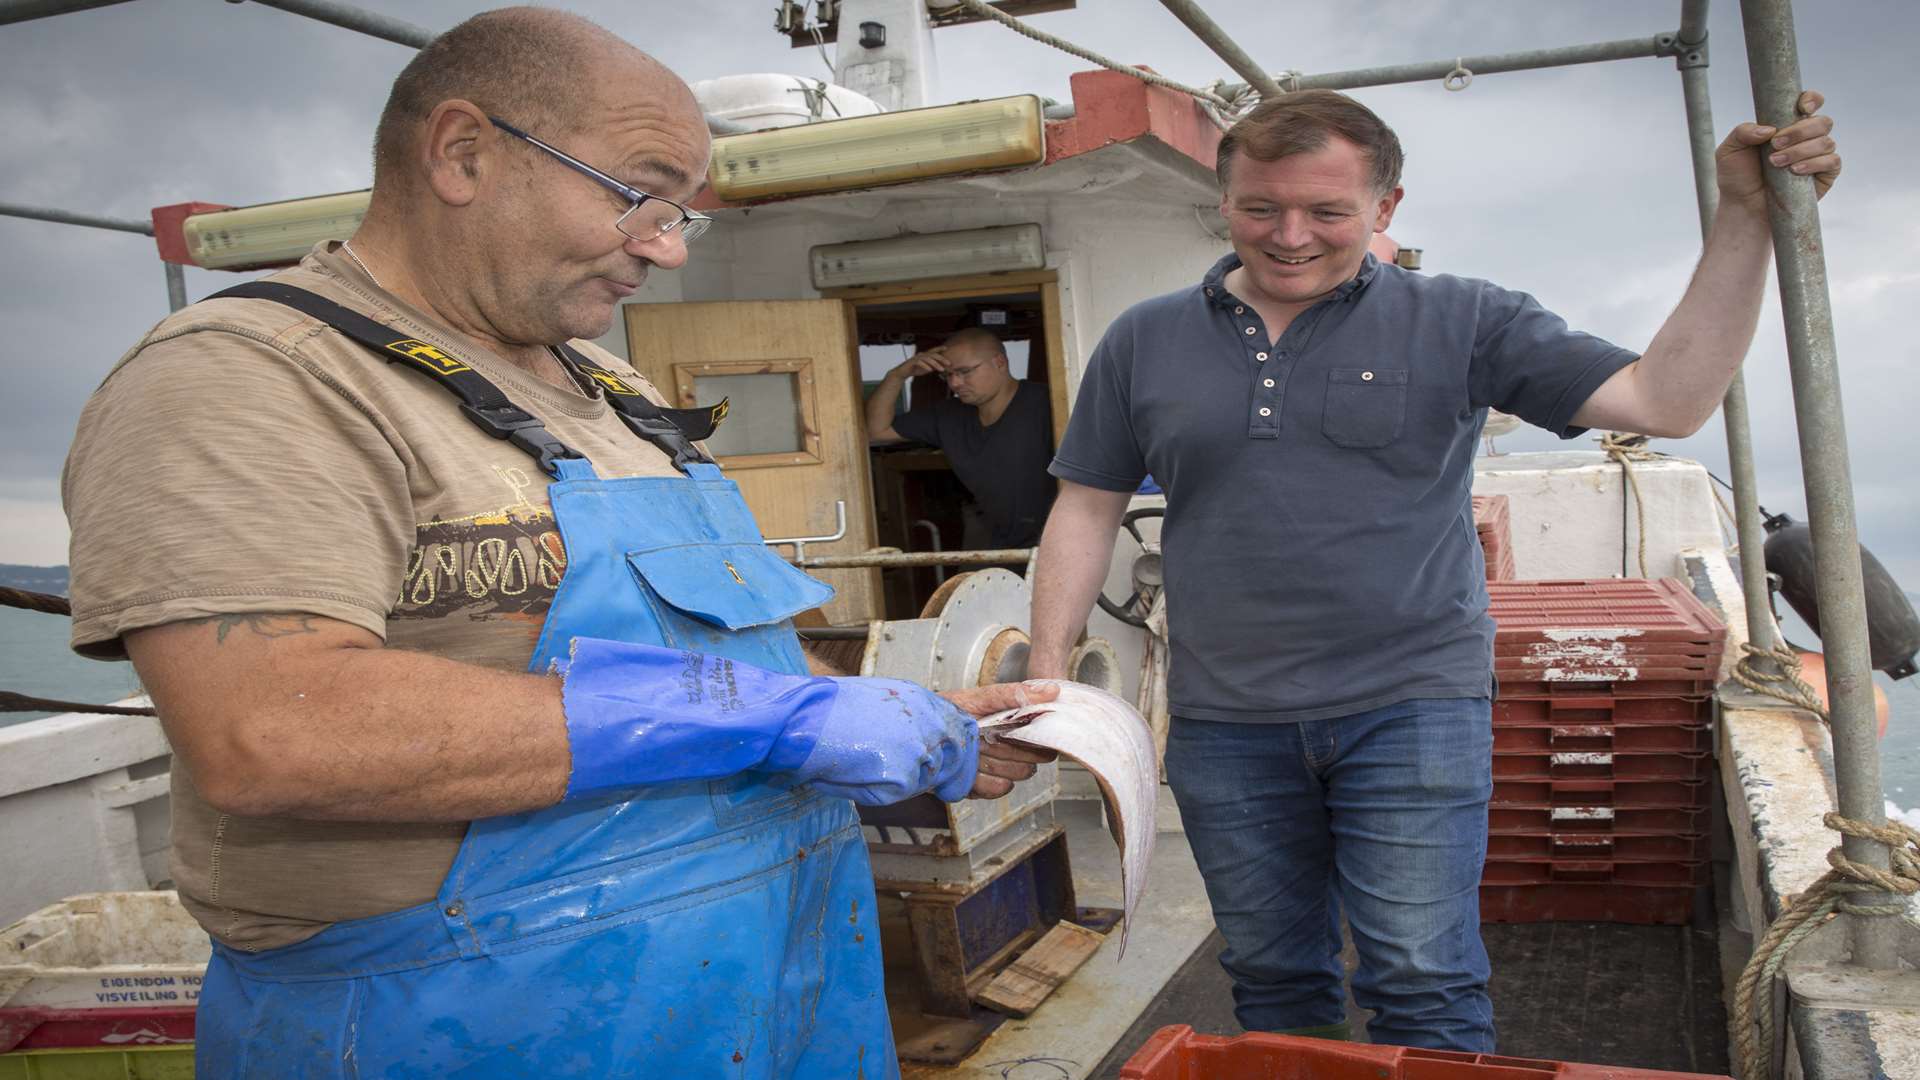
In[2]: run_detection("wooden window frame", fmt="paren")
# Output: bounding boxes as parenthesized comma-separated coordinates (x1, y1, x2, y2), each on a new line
(670, 357, 824, 470)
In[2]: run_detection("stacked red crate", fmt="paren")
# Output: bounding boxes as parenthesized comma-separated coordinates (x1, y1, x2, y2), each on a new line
(1472, 494, 1518, 581)
(1483, 579, 1727, 924)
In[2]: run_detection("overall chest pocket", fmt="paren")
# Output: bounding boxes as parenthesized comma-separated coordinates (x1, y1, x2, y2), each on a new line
(1321, 367, 1410, 449)
(624, 542, 831, 667)
(626, 543, 837, 827)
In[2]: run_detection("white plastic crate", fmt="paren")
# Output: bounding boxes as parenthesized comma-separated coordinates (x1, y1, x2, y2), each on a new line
(0, 892, 209, 1010)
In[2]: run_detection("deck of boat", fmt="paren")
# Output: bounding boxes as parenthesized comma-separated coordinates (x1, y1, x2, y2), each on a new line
(1090, 919, 1731, 1076)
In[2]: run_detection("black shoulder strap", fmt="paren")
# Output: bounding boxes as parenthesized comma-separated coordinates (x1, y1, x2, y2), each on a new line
(207, 281, 715, 475)
(555, 346, 720, 470)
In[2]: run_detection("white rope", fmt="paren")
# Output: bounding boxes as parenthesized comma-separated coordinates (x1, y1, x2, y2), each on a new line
(1444, 57, 1474, 91)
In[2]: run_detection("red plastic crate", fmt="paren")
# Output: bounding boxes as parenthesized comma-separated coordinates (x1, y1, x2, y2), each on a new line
(1489, 805, 1710, 835)
(1487, 578, 1727, 644)
(1493, 723, 1713, 755)
(1120, 1023, 1730, 1078)
(1480, 883, 1699, 926)
(1496, 676, 1716, 701)
(1491, 753, 1713, 783)
(1481, 860, 1703, 887)
(0, 1006, 195, 1053)
(1486, 832, 1709, 863)
(1494, 695, 1710, 727)
(1493, 778, 1709, 810)
(1473, 495, 1518, 583)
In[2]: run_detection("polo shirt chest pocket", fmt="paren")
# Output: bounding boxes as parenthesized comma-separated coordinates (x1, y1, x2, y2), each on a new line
(1321, 368, 1410, 449)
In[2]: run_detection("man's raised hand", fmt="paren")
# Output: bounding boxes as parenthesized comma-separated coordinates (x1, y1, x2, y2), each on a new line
(1716, 89, 1840, 214)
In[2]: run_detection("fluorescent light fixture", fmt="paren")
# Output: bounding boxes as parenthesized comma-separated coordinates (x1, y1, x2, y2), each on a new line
(181, 191, 370, 270)
(810, 224, 1044, 289)
(711, 95, 1045, 202)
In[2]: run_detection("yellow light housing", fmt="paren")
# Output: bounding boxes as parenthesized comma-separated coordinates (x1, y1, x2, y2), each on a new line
(181, 190, 370, 270)
(811, 224, 1045, 289)
(710, 95, 1045, 202)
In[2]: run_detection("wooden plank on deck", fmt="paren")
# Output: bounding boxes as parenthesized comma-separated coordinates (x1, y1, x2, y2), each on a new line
(978, 921, 1104, 1018)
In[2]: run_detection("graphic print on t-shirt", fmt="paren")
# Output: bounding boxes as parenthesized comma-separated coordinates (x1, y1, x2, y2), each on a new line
(393, 463, 567, 620)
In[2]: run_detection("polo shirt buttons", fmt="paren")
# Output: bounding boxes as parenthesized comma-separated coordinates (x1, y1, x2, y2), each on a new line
(1256, 351, 1268, 361)
(1258, 407, 1272, 417)
(1244, 327, 1257, 336)
(1362, 371, 1375, 381)
(1263, 378, 1275, 388)
(1234, 306, 1245, 314)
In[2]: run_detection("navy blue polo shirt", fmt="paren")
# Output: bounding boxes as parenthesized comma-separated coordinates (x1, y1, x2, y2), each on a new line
(1051, 253, 1637, 722)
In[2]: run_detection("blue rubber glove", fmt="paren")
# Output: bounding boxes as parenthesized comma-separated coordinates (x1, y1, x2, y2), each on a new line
(553, 637, 979, 805)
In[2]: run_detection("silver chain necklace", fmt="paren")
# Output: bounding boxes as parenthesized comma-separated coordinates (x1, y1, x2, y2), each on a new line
(339, 240, 383, 288)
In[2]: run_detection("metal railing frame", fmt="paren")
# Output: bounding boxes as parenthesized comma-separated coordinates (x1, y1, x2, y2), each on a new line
(1, 0, 1891, 966)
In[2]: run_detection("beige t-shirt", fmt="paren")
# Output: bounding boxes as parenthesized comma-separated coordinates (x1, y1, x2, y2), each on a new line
(64, 243, 688, 951)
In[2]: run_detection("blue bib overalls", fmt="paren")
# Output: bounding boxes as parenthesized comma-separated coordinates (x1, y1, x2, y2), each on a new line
(192, 284, 898, 1078)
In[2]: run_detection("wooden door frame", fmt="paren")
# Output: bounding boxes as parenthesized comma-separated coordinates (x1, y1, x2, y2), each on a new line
(829, 270, 1071, 446)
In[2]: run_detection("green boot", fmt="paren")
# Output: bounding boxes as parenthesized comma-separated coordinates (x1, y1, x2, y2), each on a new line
(1269, 1020, 1352, 1042)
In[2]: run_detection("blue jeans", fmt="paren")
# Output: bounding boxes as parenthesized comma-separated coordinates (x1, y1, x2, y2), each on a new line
(1165, 697, 1495, 1050)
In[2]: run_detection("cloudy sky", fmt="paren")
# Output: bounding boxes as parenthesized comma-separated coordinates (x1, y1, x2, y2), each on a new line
(2, 0, 1916, 582)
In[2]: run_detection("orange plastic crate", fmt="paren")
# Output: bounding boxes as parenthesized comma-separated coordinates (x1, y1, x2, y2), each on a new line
(1119, 1024, 1730, 1079)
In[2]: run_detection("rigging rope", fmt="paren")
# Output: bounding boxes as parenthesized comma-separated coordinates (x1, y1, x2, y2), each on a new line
(0, 587, 153, 716)
(0, 585, 70, 617)
(1599, 431, 1655, 578)
(0, 691, 154, 717)
(944, 0, 1237, 122)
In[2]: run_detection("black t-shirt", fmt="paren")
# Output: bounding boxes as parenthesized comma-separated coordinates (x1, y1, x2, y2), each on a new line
(892, 381, 1056, 548)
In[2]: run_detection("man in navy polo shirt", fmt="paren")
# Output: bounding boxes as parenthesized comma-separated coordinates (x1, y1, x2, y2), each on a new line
(1028, 89, 1840, 1049)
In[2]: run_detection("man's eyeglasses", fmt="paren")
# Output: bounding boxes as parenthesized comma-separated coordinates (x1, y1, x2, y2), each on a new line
(489, 117, 713, 246)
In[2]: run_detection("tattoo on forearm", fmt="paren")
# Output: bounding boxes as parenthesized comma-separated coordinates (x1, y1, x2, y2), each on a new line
(188, 613, 322, 644)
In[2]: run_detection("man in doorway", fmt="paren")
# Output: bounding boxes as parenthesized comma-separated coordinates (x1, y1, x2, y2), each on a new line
(62, 9, 1049, 1077)
(1029, 89, 1839, 1049)
(866, 327, 1057, 548)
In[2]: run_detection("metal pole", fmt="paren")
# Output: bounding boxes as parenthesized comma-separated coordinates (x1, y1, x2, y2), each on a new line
(229, 0, 431, 48)
(1153, 0, 1281, 99)
(1220, 33, 1679, 97)
(791, 549, 1032, 570)
(1739, 0, 1896, 967)
(164, 262, 188, 313)
(0, 201, 151, 235)
(1674, 9, 1779, 658)
(0, 0, 134, 23)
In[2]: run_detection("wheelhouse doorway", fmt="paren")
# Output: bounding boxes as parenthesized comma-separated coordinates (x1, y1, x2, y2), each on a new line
(844, 272, 1068, 620)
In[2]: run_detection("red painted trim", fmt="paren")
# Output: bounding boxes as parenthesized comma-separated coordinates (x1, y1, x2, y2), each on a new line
(1045, 68, 1221, 173)
(149, 201, 232, 266)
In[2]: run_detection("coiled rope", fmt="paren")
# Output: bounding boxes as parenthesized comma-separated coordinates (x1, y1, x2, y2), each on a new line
(1723, 639, 1916, 1080)
(1732, 810, 1920, 1080)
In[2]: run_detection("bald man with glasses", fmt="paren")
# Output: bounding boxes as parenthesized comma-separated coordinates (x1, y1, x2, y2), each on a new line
(62, 8, 1048, 1077)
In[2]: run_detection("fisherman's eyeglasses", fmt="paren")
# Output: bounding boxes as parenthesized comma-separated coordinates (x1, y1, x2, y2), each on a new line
(489, 117, 713, 246)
